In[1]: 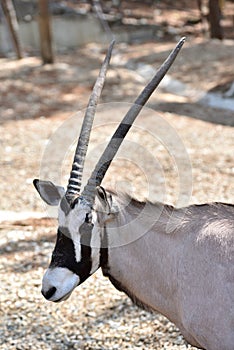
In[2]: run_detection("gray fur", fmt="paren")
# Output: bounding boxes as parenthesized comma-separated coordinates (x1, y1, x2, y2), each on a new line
(97, 193, 234, 350)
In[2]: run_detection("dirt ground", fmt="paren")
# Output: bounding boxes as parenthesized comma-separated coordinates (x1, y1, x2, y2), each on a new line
(0, 15, 234, 350)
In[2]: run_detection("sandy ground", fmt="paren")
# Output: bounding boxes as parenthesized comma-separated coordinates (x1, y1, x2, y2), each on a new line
(0, 36, 233, 349)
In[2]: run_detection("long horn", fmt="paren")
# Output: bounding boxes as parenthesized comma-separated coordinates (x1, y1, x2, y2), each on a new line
(66, 40, 115, 200)
(81, 37, 186, 205)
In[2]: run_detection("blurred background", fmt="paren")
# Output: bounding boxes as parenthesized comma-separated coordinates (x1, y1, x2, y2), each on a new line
(0, 1, 233, 349)
(1, 0, 234, 59)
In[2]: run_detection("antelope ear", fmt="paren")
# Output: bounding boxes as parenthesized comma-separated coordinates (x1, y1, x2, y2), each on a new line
(33, 179, 65, 206)
(96, 186, 112, 214)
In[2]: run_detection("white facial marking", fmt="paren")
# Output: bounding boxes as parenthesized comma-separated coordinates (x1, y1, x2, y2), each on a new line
(57, 199, 102, 277)
(42, 267, 79, 302)
(90, 211, 101, 274)
(58, 202, 90, 263)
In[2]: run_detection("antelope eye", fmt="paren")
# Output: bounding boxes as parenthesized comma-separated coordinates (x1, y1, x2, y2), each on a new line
(85, 213, 91, 223)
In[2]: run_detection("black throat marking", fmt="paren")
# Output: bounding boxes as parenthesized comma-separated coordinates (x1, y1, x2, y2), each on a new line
(100, 224, 109, 274)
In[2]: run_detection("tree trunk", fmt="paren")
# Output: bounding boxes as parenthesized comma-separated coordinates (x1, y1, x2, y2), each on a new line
(208, 0, 223, 39)
(1, 0, 22, 59)
(38, 0, 54, 64)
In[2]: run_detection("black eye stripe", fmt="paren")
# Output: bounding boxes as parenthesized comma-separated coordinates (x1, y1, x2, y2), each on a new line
(50, 229, 93, 284)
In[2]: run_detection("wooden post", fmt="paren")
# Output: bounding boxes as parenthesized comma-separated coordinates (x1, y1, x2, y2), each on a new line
(38, 0, 54, 64)
(208, 0, 223, 39)
(1, 0, 22, 59)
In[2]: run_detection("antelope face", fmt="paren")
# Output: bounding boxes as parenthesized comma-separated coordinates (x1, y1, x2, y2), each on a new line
(33, 180, 96, 302)
(43, 202, 96, 302)
(34, 180, 111, 302)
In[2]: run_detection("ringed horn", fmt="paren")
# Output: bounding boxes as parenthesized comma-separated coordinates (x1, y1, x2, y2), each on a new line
(80, 37, 186, 206)
(66, 40, 115, 200)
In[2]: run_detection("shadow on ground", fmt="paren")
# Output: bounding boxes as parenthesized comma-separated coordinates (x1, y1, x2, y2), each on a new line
(153, 101, 234, 126)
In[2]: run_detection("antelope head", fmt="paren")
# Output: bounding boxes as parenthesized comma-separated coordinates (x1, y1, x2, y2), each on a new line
(34, 38, 185, 302)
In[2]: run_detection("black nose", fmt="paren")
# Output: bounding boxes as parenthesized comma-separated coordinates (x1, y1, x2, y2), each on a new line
(41, 286, 57, 300)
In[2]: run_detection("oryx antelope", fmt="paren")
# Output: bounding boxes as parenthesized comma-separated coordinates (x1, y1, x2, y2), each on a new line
(34, 39, 234, 350)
